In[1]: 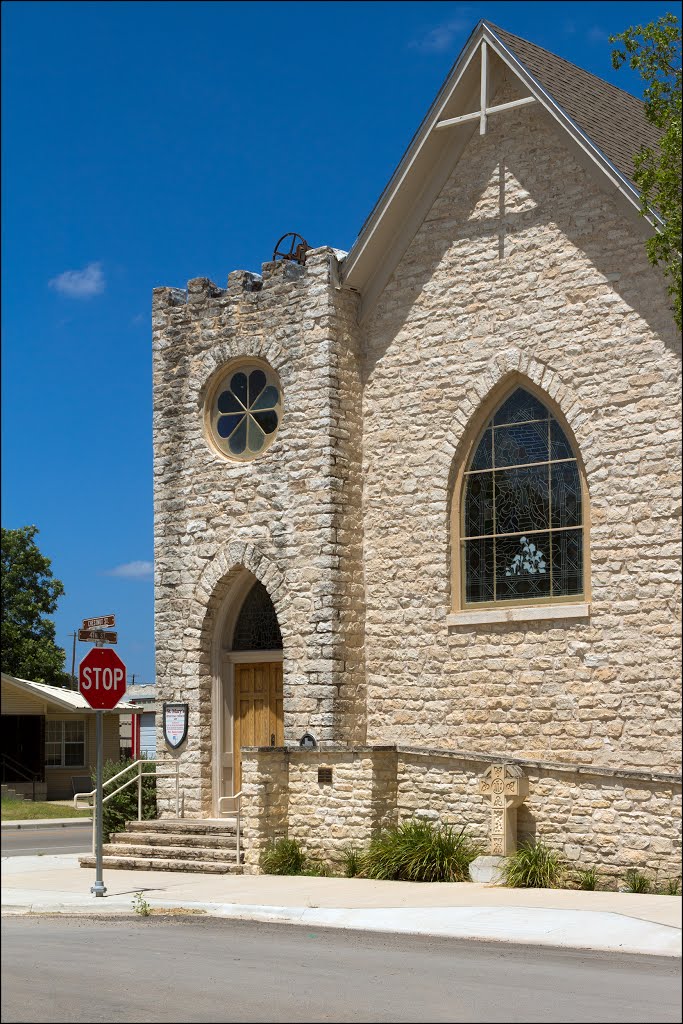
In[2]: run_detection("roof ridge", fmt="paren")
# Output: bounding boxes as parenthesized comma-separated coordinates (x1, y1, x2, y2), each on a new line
(484, 21, 648, 107)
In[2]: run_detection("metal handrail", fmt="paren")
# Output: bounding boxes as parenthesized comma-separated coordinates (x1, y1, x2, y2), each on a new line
(217, 791, 242, 867)
(1, 752, 41, 801)
(74, 759, 183, 855)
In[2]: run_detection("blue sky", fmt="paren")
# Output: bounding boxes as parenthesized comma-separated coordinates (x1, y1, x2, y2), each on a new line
(1, 1, 673, 684)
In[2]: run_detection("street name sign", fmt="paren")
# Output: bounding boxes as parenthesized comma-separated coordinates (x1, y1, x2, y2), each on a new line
(79, 647, 127, 710)
(83, 614, 115, 630)
(78, 628, 118, 644)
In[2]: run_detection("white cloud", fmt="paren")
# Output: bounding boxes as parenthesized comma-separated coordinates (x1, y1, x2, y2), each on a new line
(410, 8, 474, 54)
(49, 261, 105, 298)
(587, 26, 608, 44)
(105, 560, 154, 579)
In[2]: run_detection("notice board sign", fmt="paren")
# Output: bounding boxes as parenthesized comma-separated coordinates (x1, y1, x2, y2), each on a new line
(163, 702, 189, 749)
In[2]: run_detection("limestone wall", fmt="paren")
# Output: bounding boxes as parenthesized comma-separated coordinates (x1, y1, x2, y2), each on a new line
(362, 83, 681, 771)
(152, 250, 365, 816)
(241, 745, 681, 882)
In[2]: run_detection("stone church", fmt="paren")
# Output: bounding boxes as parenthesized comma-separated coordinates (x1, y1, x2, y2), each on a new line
(152, 21, 681, 878)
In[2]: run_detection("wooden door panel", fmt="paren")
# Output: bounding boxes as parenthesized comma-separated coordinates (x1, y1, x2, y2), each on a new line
(234, 663, 283, 794)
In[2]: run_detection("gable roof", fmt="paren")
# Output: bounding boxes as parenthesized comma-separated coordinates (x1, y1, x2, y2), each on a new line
(1, 672, 140, 713)
(490, 24, 660, 188)
(342, 20, 660, 318)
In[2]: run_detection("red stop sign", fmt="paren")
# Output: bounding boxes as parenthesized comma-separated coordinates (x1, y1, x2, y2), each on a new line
(79, 647, 127, 709)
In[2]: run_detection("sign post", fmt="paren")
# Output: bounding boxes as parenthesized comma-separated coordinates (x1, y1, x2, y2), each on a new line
(79, 642, 126, 898)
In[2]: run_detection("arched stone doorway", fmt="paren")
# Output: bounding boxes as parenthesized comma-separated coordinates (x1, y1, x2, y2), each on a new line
(211, 572, 283, 813)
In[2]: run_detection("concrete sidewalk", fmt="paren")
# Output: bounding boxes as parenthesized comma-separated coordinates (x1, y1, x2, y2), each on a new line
(2, 853, 680, 958)
(2, 818, 91, 830)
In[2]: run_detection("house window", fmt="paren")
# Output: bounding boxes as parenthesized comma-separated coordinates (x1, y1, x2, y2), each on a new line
(45, 720, 86, 767)
(460, 386, 585, 606)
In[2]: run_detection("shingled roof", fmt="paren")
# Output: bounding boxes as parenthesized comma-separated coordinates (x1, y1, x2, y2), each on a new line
(489, 23, 660, 188)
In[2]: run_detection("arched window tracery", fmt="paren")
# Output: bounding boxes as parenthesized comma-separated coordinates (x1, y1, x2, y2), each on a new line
(459, 386, 585, 606)
(232, 581, 283, 651)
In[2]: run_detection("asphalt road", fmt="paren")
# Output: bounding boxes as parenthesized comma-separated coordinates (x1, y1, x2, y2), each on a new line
(2, 917, 680, 1023)
(1, 823, 92, 857)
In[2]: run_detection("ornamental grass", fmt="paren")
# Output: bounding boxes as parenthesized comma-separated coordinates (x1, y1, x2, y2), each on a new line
(361, 819, 481, 883)
(503, 840, 565, 889)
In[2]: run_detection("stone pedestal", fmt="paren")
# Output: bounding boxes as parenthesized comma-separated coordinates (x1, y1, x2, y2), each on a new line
(469, 855, 507, 885)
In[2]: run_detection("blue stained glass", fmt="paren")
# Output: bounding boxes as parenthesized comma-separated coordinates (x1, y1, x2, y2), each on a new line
(217, 391, 244, 414)
(217, 413, 244, 438)
(551, 462, 582, 528)
(253, 410, 278, 434)
(465, 538, 495, 603)
(228, 416, 247, 454)
(494, 388, 548, 425)
(494, 420, 549, 467)
(230, 372, 248, 407)
(248, 370, 266, 405)
(465, 473, 494, 537)
(470, 428, 493, 470)
(251, 386, 279, 412)
(551, 530, 583, 596)
(550, 420, 574, 460)
(247, 416, 265, 452)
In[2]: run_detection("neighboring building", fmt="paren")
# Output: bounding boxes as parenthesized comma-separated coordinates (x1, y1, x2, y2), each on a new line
(1, 673, 139, 800)
(151, 21, 681, 878)
(119, 684, 159, 759)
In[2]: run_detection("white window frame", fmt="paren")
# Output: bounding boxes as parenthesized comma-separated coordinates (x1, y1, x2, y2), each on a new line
(45, 718, 86, 768)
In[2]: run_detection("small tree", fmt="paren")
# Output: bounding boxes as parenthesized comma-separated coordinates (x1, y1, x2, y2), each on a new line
(611, 12, 682, 329)
(1, 525, 70, 686)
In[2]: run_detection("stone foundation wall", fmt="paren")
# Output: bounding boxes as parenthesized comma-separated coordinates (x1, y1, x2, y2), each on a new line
(241, 745, 681, 882)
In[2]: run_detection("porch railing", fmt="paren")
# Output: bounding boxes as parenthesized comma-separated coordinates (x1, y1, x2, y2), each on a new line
(74, 759, 182, 855)
(0, 753, 42, 801)
(217, 791, 242, 867)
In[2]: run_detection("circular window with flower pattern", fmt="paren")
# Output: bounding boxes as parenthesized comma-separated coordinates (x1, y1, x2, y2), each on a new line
(207, 362, 283, 460)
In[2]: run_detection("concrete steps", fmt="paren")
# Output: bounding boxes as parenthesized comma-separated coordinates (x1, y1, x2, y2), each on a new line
(1, 785, 24, 801)
(78, 818, 242, 875)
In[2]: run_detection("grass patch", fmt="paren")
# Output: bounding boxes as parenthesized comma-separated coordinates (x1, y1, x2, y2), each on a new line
(362, 819, 481, 883)
(504, 841, 565, 889)
(1, 799, 91, 820)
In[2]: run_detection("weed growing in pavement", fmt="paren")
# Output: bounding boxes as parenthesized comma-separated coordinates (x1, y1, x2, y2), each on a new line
(132, 891, 151, 916)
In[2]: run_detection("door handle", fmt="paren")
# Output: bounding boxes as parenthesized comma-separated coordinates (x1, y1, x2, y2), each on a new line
(270, 733, 275, 747)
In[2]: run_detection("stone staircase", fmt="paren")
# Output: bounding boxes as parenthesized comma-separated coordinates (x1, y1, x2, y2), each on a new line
(79, 819, 243, 874)
(1, 785, 24, 801)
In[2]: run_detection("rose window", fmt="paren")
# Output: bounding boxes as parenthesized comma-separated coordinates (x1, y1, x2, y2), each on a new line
(208, 363, 282, 460)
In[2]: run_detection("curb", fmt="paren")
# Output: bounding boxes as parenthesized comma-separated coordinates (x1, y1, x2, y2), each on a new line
(1, 893, 680, 958)
(2, 819, 92, 831)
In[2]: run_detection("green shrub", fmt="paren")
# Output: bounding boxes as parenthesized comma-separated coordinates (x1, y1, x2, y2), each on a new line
(302, 859, 333, 877)
(623, 868, 653, 894)
(362, 819, 480, 883)
(573, 867, 600, 891)
(342, 846, 364, 878)
(658, 877, 681, 896)
(92, 758, 157, 843)
(504, 841, 565, 889)
(260, 838, 307, 875)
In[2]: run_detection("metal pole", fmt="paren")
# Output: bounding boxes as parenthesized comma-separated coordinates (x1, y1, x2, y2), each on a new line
(91, 710, 107, 897)
(138, 761, 142, 821)
(70, 632, 78, 690)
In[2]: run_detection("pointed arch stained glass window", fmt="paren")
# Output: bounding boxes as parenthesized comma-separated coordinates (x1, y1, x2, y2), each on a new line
(462, 387, 583, 604)
(208, 362, 282, 461)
